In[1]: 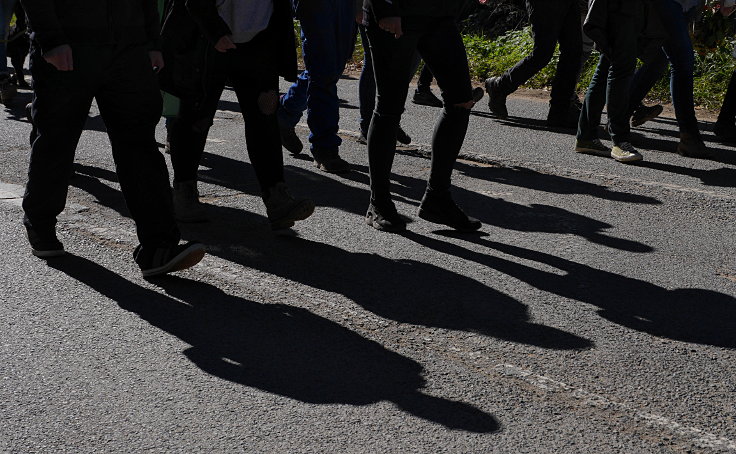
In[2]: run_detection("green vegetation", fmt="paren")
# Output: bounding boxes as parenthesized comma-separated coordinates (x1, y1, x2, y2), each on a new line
(464, 26, 736, 110)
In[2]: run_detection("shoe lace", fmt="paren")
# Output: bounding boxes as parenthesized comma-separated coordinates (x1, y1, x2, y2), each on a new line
(618, 142, 637, 153)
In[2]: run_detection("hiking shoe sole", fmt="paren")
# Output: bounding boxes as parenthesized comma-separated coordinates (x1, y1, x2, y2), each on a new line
(365, 212, 407, 233)
(270, 199, 315, 230)
(575, 145, 611, 157)
(141, 243, 206, 278)
(31, 247, 65, 258)
(417, 208, 482, 232)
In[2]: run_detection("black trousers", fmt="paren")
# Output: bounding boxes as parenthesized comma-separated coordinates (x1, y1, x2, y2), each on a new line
(169, 32, 283, 193)
(498, 0, 582, 113)
(23, 44, 180, 248)
(365, 16, 472, 205)
(717, 70, 736, 126)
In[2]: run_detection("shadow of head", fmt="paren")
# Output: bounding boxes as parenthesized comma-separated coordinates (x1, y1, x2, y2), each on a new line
(47, 254, 500, 433)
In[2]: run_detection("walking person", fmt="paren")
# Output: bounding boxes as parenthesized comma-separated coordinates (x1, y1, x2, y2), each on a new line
(575, 0, 660, 163)
(159, 0, 315, 229)
(0, 0, 18, 103)
(363, 0, 483, 232)
(484, 0, 583, 128)
(627, 0, 709, 158)
(276, 0, 358, 173)
(713, 0, 736, 142)
(21, 0, 205, 276)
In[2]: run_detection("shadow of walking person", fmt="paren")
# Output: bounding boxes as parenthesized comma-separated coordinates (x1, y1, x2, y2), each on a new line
(181, 215, 592, 351)
(47, 254, 500, 433)
(409, 233, 736, 349)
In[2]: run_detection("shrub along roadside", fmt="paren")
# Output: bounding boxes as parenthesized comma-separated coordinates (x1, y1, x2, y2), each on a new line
(464, 26, 736, 110)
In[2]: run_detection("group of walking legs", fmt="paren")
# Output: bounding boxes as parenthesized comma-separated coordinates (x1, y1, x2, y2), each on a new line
(5, 0, 733, 277)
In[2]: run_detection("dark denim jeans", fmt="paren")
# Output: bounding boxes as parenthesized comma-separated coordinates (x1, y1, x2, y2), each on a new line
(278, 0, 355, 160)
(169, 33, 284, 193)
(498, 0, 582, 113)
(629, 0, 699, 135)
(365, 16, 472, 205)
(578, 1, 642, 145)
(23, 44, 179, 248)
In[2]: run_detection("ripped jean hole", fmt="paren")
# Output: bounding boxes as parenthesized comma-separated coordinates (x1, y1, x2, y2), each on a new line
(258, 90, 279, 115)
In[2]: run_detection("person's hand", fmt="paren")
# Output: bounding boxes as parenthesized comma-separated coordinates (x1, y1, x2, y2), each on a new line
(478, 0, 490, 4)
(378, 17, 402, 39)
(721, 4, 736, 16)
(355, 10, 365, 24)
(43, 44, 73, 71)
(215, 35, 236, 52)
(149, 50, 165, 73)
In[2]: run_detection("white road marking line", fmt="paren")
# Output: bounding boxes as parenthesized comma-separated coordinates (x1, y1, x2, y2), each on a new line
(494, 363, 736, 451)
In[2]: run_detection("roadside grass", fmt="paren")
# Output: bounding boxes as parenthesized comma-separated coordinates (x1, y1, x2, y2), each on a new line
(464, 26, 736, 110)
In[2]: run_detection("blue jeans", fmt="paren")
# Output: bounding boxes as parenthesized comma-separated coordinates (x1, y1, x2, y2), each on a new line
(629, 0, 699, 135)
(0, 0, 18, 73)
(578, 1, 642, 145)
(278, 0, 355, 160)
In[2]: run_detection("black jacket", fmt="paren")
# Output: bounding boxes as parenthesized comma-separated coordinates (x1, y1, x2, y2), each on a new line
(20, 0, 160, 53)
(583, 0, 666, 62)
(158, 0, 297, 101)
(364, 0, 463, 22)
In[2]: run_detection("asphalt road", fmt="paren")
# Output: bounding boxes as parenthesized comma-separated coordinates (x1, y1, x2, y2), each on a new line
(1, 76, 734, 453)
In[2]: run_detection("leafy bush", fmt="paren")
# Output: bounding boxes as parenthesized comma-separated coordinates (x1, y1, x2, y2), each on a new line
(465, 26, 736, 109)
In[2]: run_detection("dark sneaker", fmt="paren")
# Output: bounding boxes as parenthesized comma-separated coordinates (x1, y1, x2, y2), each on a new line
(264, 182, 315, 230)
(396, 127, 412, 145)
(314, 156, 351, 174)
(26, 225, 65, 258)
(412, 88, 443, 108)
(134, 241, 205, 278)
(575, 138, 610, 157)
(630, 104, 663, 127)
(418, 191, 481, 232)
(279, 125, 303, 155)
(366, 202, 406, 232)
(173, 180, 208, 223)
(714, 122, 736, 143)
(677, 133, 711, 159)
(472, 87, 484, 103)
(0, 72, 18, 105)
(484, 76, 508, 118)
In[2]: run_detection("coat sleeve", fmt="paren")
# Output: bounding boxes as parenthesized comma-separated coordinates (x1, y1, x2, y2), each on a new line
(20, 0, 68, 53)
(364, 0, 400, 21)
(184, 0, 232, 44)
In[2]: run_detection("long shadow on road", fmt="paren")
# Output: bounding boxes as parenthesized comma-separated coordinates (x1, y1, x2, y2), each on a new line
(48, 254, 500, 433)
(179, 208, 593, 352)
(407, 232, 736, 349)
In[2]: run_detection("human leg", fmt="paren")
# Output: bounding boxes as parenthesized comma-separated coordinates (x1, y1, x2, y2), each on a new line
(715, 70, 736, 141)
(96, 45, 180, 249)
(296, 0, 354, 164)
(364, 22, 419, 231)
(22, 45, 96, 255)
(167, 59, 226, 222)
(416, 18, 480, 231)
(358, 25, 375, 137)
(547, 0, 582, 126)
